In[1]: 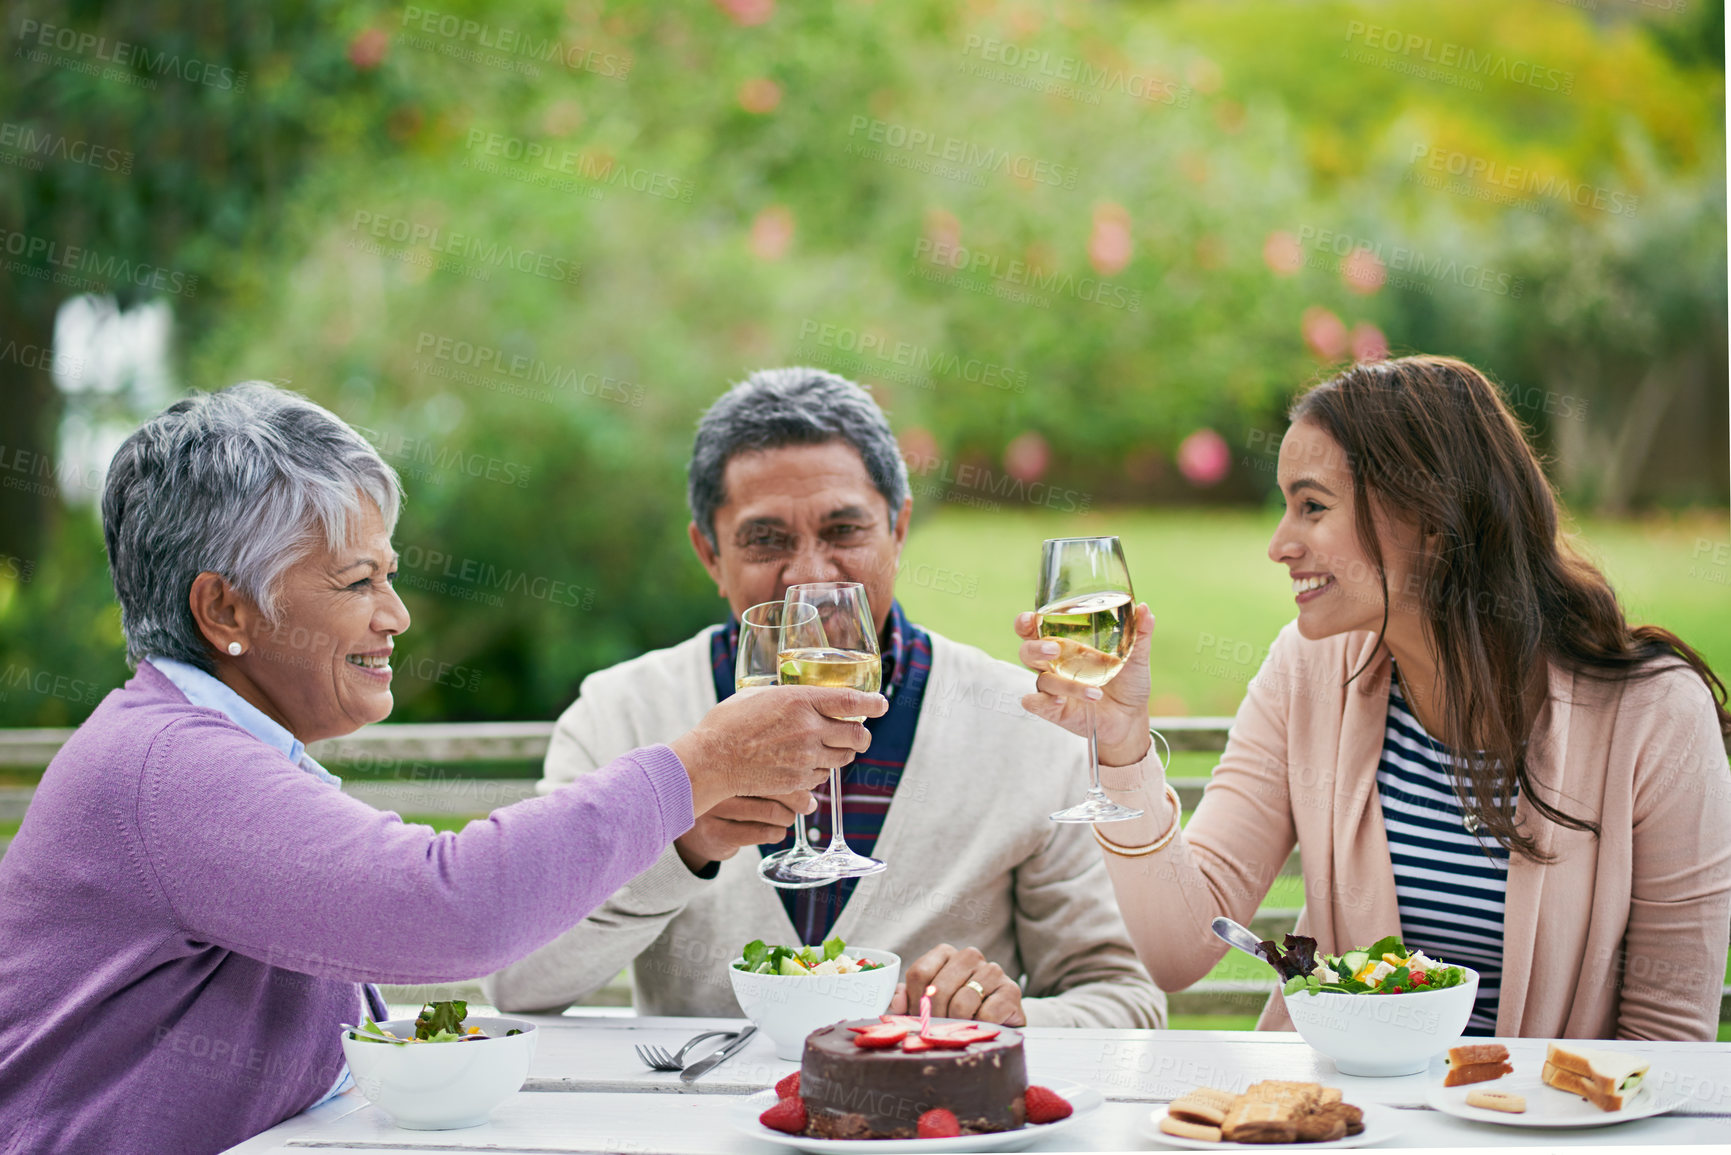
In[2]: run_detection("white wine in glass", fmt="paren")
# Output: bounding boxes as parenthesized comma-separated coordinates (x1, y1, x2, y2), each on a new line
(776, 647, 881, 714)
(782, 581, 885, 881)
(1036, 536, 1144, 823)
(1036, 591, 1135, 686)
(737, 600, 831, 890)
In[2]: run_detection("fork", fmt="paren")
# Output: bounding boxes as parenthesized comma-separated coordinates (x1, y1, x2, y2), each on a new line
(635, 1029, 739, 1072)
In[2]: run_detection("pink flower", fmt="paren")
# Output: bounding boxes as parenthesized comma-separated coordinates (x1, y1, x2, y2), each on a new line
(1088, 203, 1133, 276)
(348, 28, 388, 70)
(1004, 432, 1050, 483)
(1350, 322, 1388, 362)
(1341, 247, 1386, 295)
(1176, 429, 1229, 486)
(738, 77, 782, 114)
(749, 206, 795, 261)
(714, 0, 774, 26)
(1301, 306, 1349, 361)
(1262, 231, 1303, 277)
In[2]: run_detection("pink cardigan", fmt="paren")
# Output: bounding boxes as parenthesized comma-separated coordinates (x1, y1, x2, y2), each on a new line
(1099, 623, 1731, 1040)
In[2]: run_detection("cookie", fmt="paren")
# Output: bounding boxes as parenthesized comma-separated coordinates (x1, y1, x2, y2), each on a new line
(1243, 1080, 1322, 1114)
(1245, 1079, 1320, 1099)
(1159, 1114, 1224, 1142)
(1183, 1086, 1240, 1111)
(1167, 1092, 1229, 1127)
(1465, 1089, 1527, 1114)
(1292, 1108, 1348, 1142)
(1223, 1099, 1297, 1143)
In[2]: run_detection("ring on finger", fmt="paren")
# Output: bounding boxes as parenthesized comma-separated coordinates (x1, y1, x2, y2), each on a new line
(964, 979, 986, 998)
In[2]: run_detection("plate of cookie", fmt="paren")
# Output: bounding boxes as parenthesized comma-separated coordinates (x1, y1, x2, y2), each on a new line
(1424, 1043, 1681, 1128)
(1141, 1080, 1402, 1150)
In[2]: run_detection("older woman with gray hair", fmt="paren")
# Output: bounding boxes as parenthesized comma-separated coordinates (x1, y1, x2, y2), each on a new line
(0, 382, 884, 1155)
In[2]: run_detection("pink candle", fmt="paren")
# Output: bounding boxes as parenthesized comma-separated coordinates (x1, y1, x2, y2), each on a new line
(919, 984, 935, 1035)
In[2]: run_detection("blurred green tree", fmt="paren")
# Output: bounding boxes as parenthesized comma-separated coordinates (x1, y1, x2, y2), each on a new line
(0, 0, 416, 558)
(0, 0, 1721, 728)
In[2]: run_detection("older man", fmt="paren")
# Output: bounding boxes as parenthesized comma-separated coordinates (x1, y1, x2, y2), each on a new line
(484, 368, 1163, 1027)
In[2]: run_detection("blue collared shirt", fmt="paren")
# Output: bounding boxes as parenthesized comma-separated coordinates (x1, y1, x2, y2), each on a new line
(145, 655, 360, 1106)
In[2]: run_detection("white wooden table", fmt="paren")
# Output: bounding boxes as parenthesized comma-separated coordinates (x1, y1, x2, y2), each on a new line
(223, 1015, 1731, 1153)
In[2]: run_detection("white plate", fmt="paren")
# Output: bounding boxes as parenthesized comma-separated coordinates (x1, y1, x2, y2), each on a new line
(1140, 1102, 1403, 1151)
(1423, 1052, 1681, 1128)
(731, 1080, 1102, 1154)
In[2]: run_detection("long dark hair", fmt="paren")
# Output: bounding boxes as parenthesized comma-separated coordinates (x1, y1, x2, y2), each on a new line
(1291, 355, 1731, 862)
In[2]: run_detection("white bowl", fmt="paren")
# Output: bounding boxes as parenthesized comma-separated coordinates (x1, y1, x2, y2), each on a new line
(339, 1017, 537, 1129)
(1282, 967, 1478, 1077)
(728, 948, 901, 1060)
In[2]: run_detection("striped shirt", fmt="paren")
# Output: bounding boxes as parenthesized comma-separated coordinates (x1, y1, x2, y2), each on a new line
(710, 600, 932, 944)
(1375, 670, 1516, 1034)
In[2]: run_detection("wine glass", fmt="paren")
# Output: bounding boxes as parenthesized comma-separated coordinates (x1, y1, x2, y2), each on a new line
(780, 582, 886, 880)
(1035, 536, 1145, 823)
(737, 601, 832, 890)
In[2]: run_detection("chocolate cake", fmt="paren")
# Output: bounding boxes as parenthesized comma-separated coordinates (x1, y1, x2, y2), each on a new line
(800, 1018, 1028, 1139)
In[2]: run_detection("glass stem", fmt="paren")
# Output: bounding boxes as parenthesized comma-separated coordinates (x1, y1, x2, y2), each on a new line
(825, 766, 847, 852)
(790, 812, 814, 855)
(1086, 699, 1108, 801)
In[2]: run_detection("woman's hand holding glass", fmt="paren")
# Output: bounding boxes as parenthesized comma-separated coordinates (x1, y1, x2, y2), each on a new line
(668, 682, 885, 819)
(1015, 599, 1157, 768)
(1017, 596, 1177, 842)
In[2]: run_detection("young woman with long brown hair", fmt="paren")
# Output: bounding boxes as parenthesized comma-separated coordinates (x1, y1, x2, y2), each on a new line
(1016, 355, 1731, 1039)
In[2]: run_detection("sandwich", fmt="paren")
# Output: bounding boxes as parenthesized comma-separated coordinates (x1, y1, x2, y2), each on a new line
(1541, 1043, 1649, 1111)
(1443, 1043, 1511, 1087)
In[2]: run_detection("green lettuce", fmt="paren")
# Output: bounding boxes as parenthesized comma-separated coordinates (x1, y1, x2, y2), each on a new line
(415, 999, 468, 1041)
(1283, 939, 1471, 997)
(736, 935, 870, 973)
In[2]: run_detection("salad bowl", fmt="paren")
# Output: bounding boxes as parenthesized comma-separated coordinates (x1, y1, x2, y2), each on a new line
(730, 944, 901, 1060)
(1259, 934, 1478, 1077)
(1283, 970, 1478, 1076)
(339, 1015, 538, 1129)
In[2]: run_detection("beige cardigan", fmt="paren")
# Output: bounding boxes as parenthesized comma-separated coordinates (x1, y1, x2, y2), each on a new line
(482, 626, 1165, 1029)
(1099, 623, 1731, 1040)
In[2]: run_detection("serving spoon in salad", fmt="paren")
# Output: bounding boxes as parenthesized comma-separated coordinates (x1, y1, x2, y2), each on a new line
(1211, 916, 1269, 964)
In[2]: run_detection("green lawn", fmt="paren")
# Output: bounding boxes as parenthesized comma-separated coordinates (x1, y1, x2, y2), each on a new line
(895, 507, 1731, 717)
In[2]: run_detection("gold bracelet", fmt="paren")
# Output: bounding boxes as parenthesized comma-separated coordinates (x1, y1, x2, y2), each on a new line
(1092, 782, 1183, 858)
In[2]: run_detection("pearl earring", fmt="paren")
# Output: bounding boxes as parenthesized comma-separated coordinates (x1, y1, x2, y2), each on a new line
(227, 642, 243, 656)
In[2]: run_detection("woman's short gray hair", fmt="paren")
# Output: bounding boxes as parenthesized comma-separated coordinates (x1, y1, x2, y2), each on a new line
(688, 367, 911, 548)
(102, 381, 402, 672)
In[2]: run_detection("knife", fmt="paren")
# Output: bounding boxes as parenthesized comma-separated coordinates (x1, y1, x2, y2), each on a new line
(679, 1024, 757, 1083)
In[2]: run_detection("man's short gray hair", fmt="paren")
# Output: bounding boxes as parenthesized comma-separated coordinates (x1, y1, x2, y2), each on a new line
(688, 368, 911, 548)
(102, 381, 402, 672)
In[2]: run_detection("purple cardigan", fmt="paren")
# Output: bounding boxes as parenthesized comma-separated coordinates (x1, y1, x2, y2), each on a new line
(0, 662, 695, 1155)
